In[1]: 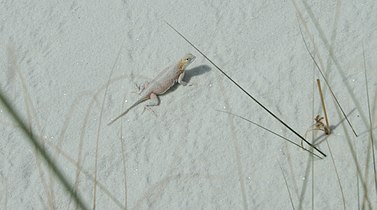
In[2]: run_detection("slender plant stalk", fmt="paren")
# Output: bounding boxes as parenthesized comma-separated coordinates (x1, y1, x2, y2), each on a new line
(316, 79, 331, 134)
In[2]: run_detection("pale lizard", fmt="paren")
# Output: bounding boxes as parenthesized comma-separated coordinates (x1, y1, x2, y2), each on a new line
(107, 53, 196, 125)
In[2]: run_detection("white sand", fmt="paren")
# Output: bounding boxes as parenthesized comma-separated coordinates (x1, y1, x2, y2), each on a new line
(1, 0, 377, 209)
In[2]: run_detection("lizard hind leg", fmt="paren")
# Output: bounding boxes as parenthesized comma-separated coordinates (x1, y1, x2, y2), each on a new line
(142, 93, 159, 116)
(146, 93, 160, 106)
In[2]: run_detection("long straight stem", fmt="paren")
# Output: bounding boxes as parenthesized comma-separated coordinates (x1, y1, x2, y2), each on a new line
(166, 21, 327, 158)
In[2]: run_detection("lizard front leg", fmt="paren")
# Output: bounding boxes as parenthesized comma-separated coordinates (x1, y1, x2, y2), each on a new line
(177, 72, 187, 86)
(137, 81, 149, 94)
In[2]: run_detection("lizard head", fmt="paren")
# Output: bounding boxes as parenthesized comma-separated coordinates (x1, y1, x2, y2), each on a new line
(178, 53, 196, 71)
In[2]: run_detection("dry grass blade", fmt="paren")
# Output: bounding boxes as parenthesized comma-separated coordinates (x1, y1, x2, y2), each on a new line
(0, 89, 89, 210)
(93, 42, 125, 209)
(297, 22, 358, 137)
(362, 45, 377, 199)
(279, 163, 296, 210)
(299, 0, 367, 137)
(334, 99, 373, 209)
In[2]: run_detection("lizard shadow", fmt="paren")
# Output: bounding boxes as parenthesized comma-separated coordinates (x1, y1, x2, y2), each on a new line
(167, 64, 211, 93)
(184, 64, 211, 82)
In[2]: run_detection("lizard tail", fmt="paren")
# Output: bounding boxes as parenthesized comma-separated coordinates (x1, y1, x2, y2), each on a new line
(107, 98, 147, 125)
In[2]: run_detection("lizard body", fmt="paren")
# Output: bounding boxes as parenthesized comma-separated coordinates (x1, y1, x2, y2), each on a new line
(108, 53, 195, 125)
